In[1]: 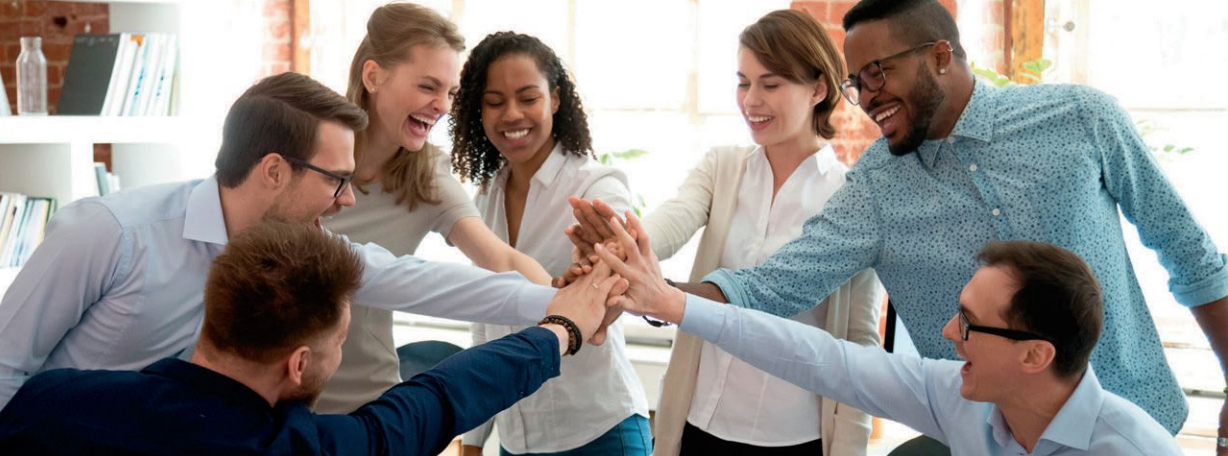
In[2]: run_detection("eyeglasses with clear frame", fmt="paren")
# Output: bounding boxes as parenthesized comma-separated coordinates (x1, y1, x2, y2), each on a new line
(958, 309, 1050, 342)
(840, 41, 939, 106)
(281, 154, 353, 199)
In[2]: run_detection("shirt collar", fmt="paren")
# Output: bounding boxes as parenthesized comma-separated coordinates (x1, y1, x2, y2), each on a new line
(183, 176, 229, 246)
(986, 368, 1105, 451)
(531, 142, 569, 189)
(143, 358, 271, 410)
(748, 144, 837, 176)
(916, 80, 998, 169)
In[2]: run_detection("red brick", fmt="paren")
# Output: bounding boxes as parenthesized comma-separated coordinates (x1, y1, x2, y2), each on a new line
(0, 64, 14, 85)
(268, 19, 291, 41)
(829, 1, 857, 26)
(42, 42, 73, 64)
(46, 63, 63, 87)
(791, 2, 829, 23)
(263, 43, 290, 61)
(0, 0, 22, 18)
(46, 86, 60, 112)
(25, 0, 48, 17)
(263, 0, 290, 20)
(984, 1, 1004, 26)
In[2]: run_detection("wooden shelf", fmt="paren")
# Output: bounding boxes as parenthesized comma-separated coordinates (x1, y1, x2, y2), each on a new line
(0, 116, 188, 145)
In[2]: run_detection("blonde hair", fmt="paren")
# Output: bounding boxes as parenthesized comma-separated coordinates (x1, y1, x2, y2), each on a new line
(346, 2, 465, 210)
(740, 9, 846, 139)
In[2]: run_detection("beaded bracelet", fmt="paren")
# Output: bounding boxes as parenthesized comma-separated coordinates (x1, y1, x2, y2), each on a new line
(540, 315, 582, 356)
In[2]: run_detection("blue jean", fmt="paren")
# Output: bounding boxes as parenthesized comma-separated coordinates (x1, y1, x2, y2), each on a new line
(500, 414, 651, 456)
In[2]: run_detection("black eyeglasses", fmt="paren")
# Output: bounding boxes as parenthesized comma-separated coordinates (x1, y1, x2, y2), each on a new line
(281, 155, 353, 198)
(840, 41, 938, 106)
(958, 310, 1050, 342)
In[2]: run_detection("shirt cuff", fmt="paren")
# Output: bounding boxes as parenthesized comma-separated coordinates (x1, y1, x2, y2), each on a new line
(679, 294, 728, 343)
(515, 283, 558, 324)
(1171, 254, 1228, 307)
(701, 268, 748, 307)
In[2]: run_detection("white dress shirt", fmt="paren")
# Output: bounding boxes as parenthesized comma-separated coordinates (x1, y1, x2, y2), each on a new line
(680, 296, 1183, 455)
(0, 176, 556, 411)
(687, 145, 850, 446)
(463, 146, 650, 453)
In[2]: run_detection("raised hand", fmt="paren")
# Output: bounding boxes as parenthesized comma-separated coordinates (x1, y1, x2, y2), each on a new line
(545, 260, 626, 343)
(592, 210, 686, 324)
(564, 197, 625, 260)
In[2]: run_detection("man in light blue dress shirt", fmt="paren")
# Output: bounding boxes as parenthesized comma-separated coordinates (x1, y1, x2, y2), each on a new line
(0, 72, 573, 411)
(595, 214, 1181, 455)
(568, 0, 1228, 440)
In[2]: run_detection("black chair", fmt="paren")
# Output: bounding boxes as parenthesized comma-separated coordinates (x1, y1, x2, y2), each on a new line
(396, 340, 464, 380)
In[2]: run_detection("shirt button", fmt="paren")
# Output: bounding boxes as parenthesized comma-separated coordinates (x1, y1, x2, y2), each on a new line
(969, 164, 978, 172)
(992, 208, 1002, 217)
(946, 137, 955, 144)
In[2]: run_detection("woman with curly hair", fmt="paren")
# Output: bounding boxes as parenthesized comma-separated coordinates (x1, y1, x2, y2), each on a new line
(316, 3, 556, 414)
(451, 31, 650, 456)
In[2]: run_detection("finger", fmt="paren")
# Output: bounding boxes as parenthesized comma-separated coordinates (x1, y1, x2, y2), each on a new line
(594, 243, 636, 279)
(607, 215, 642, 264)
(588, 257, 614, 281)
(609, 277, 630, 297)
(580, 199, 617, 240)
(591, 199, 624, 228)
(568, 220, 602, 250)
(624, 210, 652, 259)
(597, 273, 622, 295)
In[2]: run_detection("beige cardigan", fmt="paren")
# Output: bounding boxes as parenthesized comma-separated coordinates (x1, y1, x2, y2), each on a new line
(646, 146, 883, 456)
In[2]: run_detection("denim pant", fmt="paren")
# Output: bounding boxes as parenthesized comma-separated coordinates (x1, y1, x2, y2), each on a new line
(500, 415, 651, 456)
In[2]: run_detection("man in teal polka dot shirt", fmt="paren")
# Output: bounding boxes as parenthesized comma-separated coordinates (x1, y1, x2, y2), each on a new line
(569, 0, 1228, 449)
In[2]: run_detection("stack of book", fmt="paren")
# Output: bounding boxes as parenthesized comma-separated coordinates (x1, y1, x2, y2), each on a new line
(58, 33, 179, 116)
(0, 193, 57, 268)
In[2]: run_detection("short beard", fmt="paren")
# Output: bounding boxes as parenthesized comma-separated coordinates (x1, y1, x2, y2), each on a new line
(888, 63, 945, 156)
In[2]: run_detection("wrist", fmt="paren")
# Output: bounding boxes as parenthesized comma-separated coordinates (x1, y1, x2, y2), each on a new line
(538, 315, 582, 356)
(539, 323, 570, 356)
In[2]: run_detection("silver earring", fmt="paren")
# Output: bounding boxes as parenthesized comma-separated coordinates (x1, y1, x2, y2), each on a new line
(939, 68, 947, 75)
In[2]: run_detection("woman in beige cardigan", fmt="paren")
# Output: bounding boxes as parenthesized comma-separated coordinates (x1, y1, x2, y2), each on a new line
(570, 10, 883, 456)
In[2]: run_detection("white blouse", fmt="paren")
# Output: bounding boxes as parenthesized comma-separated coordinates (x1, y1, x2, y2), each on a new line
(462, 144, 650, 453)
(686, 144, 861, 446)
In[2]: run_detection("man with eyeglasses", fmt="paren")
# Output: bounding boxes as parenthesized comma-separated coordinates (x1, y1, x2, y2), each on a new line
(0, 72, 605, 412)
(591, 216, 1181, 454)
(565, 0, 1228, 451)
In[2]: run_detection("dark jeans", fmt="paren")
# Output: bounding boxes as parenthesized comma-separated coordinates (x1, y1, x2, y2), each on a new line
(500, 414, 651, 456)
(680, 422, 822, 456)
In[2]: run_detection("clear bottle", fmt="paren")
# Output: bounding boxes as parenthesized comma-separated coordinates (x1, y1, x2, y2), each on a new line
(17, 36, 48, 116)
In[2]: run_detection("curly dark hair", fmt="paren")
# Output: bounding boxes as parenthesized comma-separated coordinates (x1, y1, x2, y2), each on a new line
(450, 31, 593, 188)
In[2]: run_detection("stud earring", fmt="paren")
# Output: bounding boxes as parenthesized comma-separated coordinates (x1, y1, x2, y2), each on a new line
(939, 68, 947, 75)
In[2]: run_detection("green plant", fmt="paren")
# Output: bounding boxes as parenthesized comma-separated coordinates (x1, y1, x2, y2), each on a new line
(596, 148, 650, 217)
(971, 59, 1194, 157)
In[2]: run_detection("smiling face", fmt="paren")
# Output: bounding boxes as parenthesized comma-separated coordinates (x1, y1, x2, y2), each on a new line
(267, 120, 357, 228)
(736, 47, 825, 150)
(941, 265, 1029, 402)
(844, 20, 946, 155)
(480, 54, 560, 168)
(365, 44, 460, 152)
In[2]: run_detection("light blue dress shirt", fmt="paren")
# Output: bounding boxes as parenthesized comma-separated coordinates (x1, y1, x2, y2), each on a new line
(0, 176, 556, 410)
(704, 81, 1228, 433)
(680, 295, 1182, 455)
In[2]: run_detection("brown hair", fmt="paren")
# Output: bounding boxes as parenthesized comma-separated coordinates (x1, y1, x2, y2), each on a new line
(739, 9, 845, 139)
(202, 219, 364, 363)
(215, 72, 368, 188)
(977, 241, 1103, 378)
(346, 2, 466, 210)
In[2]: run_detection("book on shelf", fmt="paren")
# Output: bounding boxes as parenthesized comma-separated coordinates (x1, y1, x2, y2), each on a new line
(93, 162, 122, 196)
(0, 193, 57, 268)
(58, 33, 179, 117)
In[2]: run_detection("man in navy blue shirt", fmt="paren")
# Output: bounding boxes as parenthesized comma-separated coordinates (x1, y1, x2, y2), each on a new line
(0, 219, 624, 456)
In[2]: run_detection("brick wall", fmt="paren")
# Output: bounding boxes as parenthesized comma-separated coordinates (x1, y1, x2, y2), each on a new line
(1, 0, 110, 115)
(790, 0, 959, 166)
(261, 0, 293, 77)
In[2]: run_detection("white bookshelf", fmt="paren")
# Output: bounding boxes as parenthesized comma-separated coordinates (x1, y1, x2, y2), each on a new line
(0, 0, 267, 294)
